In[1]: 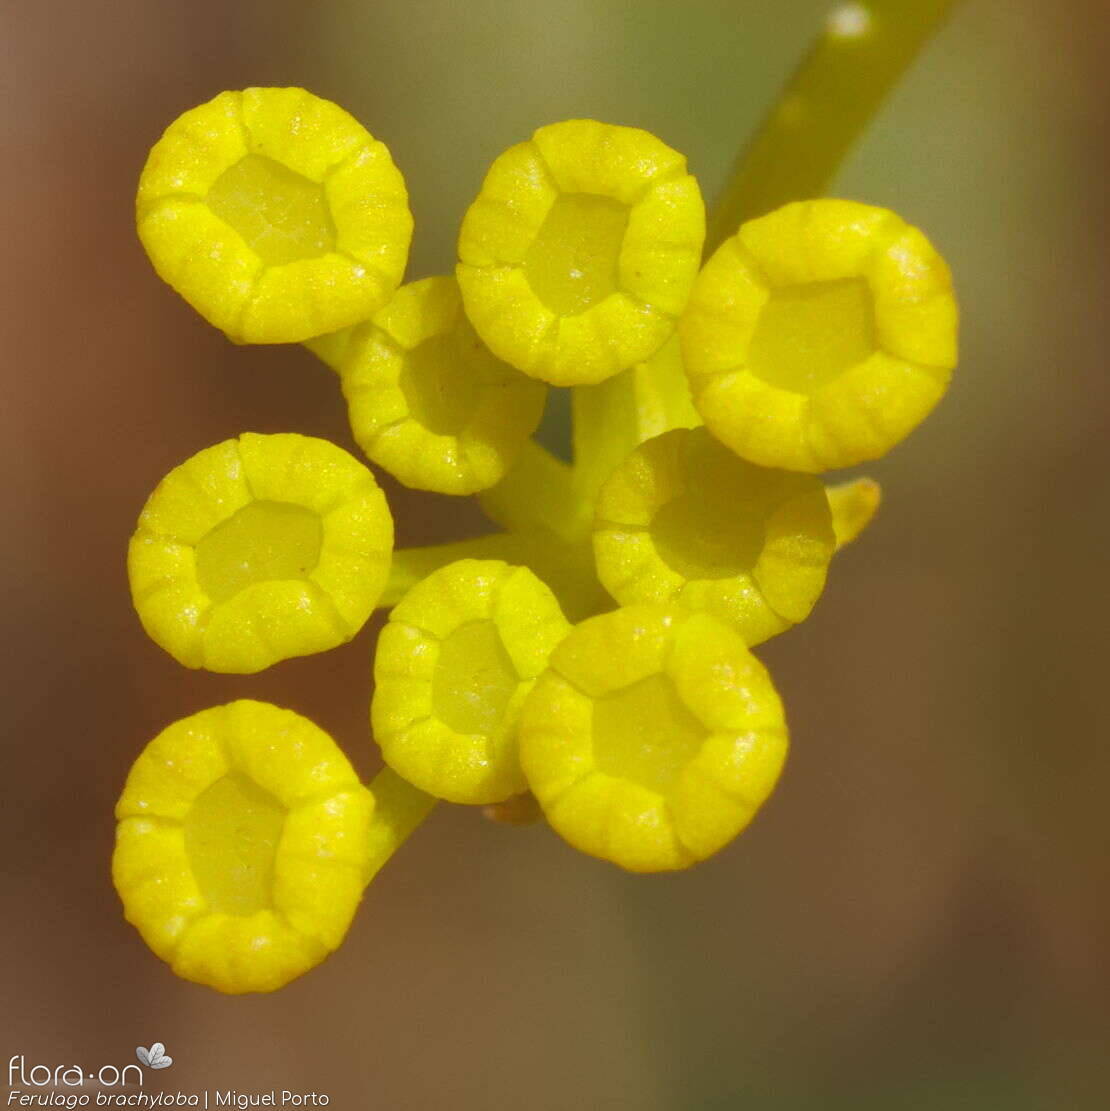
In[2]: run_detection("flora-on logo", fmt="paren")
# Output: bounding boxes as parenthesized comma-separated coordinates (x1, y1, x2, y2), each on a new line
(135, 1044, 173, 1070)
(7, 1054, 144, 1088)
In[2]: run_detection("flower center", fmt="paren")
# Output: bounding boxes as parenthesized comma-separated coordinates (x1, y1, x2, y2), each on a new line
(183, 773, 286, 915)
(593, 674, 707, 794)
(651, 488, 766, 581)
(525, 192, 630, 315)
(747, 277, 875, 393)
(207, 154, 335, 266)
(399, 329, 484, 436)
(195, 500, 323, 603)
(432, 621, 519, 736)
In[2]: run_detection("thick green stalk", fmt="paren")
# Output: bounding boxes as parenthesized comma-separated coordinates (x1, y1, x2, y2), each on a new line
(570, 338, 701, 510)
(706, 0, 959, 251)
(477, 439, 583, 540)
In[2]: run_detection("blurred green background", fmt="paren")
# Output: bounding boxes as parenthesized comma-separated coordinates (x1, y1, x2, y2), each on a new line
(3, 1, 1108, 1107)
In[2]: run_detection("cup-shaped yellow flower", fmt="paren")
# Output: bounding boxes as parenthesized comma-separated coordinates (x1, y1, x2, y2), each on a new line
(680, 199, 958, 472)
(137, 87, 412, 344)
(593, 428, 835, 646)
(372, 559, 570, 804)
(113, 701, 376, 994)
(128, 432, 393, 673)
(457, 119, 706, 386)
(337, 276, 547, 494)
(519, 605, 787, 872)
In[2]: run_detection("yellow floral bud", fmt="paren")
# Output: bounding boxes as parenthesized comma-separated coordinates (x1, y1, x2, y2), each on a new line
(337, 276, 547, 494)
(519, 605, 787, 872)
(592, 428, 834, 646)
(372, 559, 570, 805)
(113, 700, 375, 994)
(826, 475, 881, 549)
(128, 433, 393, 673)
(680, 199, 957, 472)
(457, 119, 705, 386)
(137, 87, 412, 344)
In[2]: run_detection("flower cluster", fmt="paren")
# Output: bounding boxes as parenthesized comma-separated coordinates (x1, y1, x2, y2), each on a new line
(118, 85, 957, 993)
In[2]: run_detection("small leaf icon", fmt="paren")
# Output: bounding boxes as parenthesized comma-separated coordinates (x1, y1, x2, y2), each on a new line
(136, 1043, 173, 1069)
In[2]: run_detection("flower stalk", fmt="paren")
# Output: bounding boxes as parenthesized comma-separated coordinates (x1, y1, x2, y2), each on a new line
(363, 767, 438, 883)
(707, 0, 960, 250)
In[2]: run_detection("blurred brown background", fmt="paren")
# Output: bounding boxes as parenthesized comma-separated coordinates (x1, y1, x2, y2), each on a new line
(3, 1, 1108, 1107)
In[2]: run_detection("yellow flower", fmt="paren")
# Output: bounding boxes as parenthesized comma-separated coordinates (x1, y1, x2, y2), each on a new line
(372, 559, 570, 805)
(457, 119, 705, 386)
(680, 199, 958, 472)
(113, 700, 375, 994)
(519, 605, 787, 872)
(137, 87, 412, 344)
(593, 427, 835, 645)
(335, 276, 547, 494)
(128, 432, 393, 673)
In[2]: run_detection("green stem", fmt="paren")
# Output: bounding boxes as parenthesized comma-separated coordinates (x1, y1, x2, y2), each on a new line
(706, 0, 959, 252)
(570, 336, 701, 508)
(571, 371, 645, 509)
(364, 766, 438, 884)
(478, 439, 582, 540)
